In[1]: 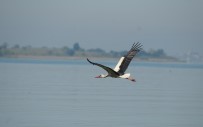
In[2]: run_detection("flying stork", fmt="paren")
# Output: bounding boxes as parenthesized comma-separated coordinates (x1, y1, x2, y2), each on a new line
(87, 42, 142, 82)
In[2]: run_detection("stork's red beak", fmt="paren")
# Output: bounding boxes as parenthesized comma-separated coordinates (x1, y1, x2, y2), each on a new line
(95, 75, 101, 78)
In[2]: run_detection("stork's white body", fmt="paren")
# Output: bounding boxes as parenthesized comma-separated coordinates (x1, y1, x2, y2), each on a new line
(119, 73, 130, 78)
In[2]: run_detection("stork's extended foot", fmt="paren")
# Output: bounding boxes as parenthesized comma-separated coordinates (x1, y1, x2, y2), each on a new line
(126, 77, 136, 82)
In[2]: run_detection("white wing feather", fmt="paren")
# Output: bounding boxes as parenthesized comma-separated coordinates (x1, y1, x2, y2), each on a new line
(114, 57, 125, 72)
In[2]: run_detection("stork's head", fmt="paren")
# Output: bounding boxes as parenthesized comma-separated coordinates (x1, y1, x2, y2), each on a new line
(95, 74, 107, 78)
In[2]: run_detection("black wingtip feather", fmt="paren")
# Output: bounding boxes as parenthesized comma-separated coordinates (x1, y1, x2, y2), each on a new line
(87, 58, 94, 65)
(131, 42, 142, 52)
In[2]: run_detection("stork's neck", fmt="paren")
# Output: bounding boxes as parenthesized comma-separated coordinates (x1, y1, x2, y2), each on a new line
(101, 74, 108, 78)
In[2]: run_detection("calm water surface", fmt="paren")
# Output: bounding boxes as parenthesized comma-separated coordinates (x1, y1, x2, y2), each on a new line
(0, 59, 203, 127)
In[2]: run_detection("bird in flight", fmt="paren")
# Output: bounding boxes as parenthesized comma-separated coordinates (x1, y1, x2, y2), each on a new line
(87, 42, 142, 82)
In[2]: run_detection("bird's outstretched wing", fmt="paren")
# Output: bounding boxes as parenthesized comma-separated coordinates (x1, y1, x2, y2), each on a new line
(117, 42, 142, 74)
(87, 58, 119, 76)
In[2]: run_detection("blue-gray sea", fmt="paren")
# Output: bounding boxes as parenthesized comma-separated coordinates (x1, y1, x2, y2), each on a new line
(0, 58, 203, 127)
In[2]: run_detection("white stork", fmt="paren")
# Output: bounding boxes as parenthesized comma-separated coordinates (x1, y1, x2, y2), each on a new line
(87, 42, 142, 82)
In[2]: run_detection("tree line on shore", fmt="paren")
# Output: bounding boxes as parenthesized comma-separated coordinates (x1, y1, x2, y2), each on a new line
(0, 42, 174, 59)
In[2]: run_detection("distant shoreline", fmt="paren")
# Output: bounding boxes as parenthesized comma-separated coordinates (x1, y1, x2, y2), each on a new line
(0, 54, 184, 63)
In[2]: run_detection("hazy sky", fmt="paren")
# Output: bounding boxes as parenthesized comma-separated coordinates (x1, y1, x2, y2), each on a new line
(0, 0, 203, 55)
